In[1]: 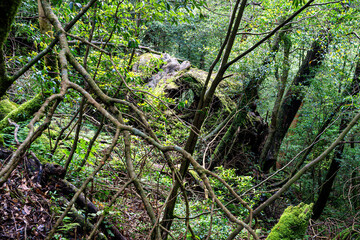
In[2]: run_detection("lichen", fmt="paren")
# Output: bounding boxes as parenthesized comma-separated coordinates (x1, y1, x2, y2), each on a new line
(0, 98, 18, 120)
(266, 203, 313, 240)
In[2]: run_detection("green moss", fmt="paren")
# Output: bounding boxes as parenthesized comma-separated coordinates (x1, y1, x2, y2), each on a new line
(0, 93, 44, 131)
(266, 203, 313, 240)
(0, 98, 18, 120)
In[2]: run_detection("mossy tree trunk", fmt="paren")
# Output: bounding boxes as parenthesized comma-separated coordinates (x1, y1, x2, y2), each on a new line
(260, 32, 331, 172)
(0, 0, 22, 98)
(38, 0, 58, 78)
(0, 0, 58, 131)
(312, 59, 360, 220)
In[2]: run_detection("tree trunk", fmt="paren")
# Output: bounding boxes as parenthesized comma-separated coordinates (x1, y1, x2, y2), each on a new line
(0, 0, 22, 98)
(312, 59, 360, 220)
(259, 34, 291, 167)
(38, 0, 58, 78)
(209, 28, 287, 170)
(260, 32, 331, 172)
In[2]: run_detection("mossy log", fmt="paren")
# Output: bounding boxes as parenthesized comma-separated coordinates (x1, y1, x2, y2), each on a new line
(266, 203, 313, 240)
(0, 93, 45, 131)
(0, 98, 18, 120)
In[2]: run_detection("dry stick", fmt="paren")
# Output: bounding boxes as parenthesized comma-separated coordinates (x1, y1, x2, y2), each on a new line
(87, 179, 132, 240)
(204, 200, 215, 240)
(120, 113, 162, 239)
(66, 34, 109, 55)
(159, 225, 177, 240)
(226, 109, 360, 240)
(45, 124, 121, 240)
(83, 3, 97, 70)
(92, 0, 124, 81)
(63, 97, 86, 175)
(7, 119, 20, 146)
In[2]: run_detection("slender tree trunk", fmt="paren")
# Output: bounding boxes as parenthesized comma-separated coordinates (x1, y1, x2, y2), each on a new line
(312, 59, 360, 219)
(161, 0, 248, 236)
(37, 0, 58, 78)
(260, 32, 331, 172)
(259, 34, 291, 165)
(209, 28, 287, 169)
(0, 0, 22, 98)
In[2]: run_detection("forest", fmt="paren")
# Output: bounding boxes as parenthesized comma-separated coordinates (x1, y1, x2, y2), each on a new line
(0, 0, 359, 239)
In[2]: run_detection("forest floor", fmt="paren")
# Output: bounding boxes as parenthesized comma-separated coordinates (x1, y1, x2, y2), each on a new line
(0, 145, 356, 240)
(0, 147, 151, 240)
(0, 147, 55, 239)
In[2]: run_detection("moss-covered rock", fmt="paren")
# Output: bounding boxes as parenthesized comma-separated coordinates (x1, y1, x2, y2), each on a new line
(133, 53, 242, 114)
(171, 68, 241, 112)
(0, 98, 18, 120)
(132, 53, 162, 79)
(266, 203, 313, 240)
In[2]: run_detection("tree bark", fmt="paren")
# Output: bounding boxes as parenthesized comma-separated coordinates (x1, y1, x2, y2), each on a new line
(260, 32, 331, 172)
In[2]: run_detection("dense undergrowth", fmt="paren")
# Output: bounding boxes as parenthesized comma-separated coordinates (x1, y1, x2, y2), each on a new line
(1, 0, 360, 239)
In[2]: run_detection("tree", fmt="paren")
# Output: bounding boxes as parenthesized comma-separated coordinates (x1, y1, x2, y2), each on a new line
(312, 58, 360, 220)
(0, 0, 359, 239)
(0, 0, 22, 97)
(260, 31, 331, 172)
